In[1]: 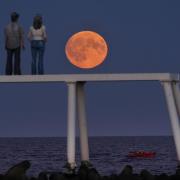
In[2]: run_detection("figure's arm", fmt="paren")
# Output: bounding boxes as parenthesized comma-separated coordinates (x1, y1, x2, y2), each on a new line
(43, 26, 47, 42)
(27, 28, 32, 41)
(19, 26, 25, 49)
(4, 28, 8, 50)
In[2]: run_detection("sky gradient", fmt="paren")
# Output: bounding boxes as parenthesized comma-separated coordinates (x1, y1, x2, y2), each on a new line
(0, 0, 180, 137)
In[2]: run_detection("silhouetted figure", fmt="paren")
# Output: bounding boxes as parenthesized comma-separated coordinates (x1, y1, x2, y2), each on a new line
(4, 12, 24, 75)
(28, 14, 47, 75)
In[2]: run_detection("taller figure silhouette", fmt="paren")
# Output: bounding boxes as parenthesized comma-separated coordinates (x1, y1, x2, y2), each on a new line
(4, 12, 24, 75)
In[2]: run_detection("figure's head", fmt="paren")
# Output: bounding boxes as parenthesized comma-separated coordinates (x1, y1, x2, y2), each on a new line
(11, 12, 19, 22)
(33, 14, 43, 29)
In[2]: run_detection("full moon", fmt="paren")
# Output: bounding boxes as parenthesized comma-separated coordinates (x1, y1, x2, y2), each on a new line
(65, 31, 108, 69)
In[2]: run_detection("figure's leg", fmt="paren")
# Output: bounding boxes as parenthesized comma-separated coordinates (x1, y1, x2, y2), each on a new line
(38, 46, 45, 75)
(5, 49, 13, 75)
(31, 47, 38, 75)
(14, 47, 21, 75)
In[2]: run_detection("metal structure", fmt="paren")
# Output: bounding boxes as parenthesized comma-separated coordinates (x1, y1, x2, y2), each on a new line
(0, 73, 180, 169)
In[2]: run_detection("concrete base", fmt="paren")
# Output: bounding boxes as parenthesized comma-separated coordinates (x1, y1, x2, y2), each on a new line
(80, 161, 93, 169)
(63, 162, 77, 174)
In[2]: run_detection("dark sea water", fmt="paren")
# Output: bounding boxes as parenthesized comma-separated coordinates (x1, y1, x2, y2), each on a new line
(0, 136, 178, 176)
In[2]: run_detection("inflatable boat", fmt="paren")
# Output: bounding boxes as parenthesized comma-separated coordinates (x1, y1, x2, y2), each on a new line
(127, 151, 156, 158)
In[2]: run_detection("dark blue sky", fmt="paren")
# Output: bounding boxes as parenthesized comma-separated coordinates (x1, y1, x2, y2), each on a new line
(0, 0, 179, 137)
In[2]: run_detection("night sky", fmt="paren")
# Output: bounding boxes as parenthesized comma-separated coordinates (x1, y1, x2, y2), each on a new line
(0, 0, 179, 137)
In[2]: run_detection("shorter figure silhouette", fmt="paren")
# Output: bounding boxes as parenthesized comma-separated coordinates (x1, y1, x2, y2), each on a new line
(28, 14, 47, 75)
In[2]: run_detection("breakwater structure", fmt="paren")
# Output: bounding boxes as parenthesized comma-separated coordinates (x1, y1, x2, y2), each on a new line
(0, 73, 180, 172)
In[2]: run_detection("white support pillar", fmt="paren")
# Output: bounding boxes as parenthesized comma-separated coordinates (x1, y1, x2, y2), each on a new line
(67, 82, 77, 170)
(77, 82, 90, 164)
(172, 82, 180, 118)
(162, 82, 180, 164)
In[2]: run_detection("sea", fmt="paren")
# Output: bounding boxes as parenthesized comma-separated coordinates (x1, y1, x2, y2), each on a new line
(0, 136, 178, 176)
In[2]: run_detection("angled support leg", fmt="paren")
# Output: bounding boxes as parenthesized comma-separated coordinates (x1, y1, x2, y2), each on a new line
(172, 82, 180, 118)
(162, 81, 180, 167)
(77, 81, 91, 167)
(66, 82, 77, 172)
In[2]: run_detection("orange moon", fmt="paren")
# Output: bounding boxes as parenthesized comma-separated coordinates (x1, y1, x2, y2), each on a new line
(65, 31, 108, 69)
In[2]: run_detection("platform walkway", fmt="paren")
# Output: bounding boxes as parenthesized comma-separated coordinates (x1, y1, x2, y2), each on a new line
(0, 73, 180, 170)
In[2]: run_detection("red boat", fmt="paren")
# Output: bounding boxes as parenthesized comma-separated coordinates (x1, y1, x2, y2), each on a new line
(127, 151, 156, 158)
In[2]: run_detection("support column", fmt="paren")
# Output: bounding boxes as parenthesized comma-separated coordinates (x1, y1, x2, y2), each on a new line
(162, 81, 180, 165)
(172, 82, 180, 118)
(66, 82, 77, 170)
(77, 82, 90, 166)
